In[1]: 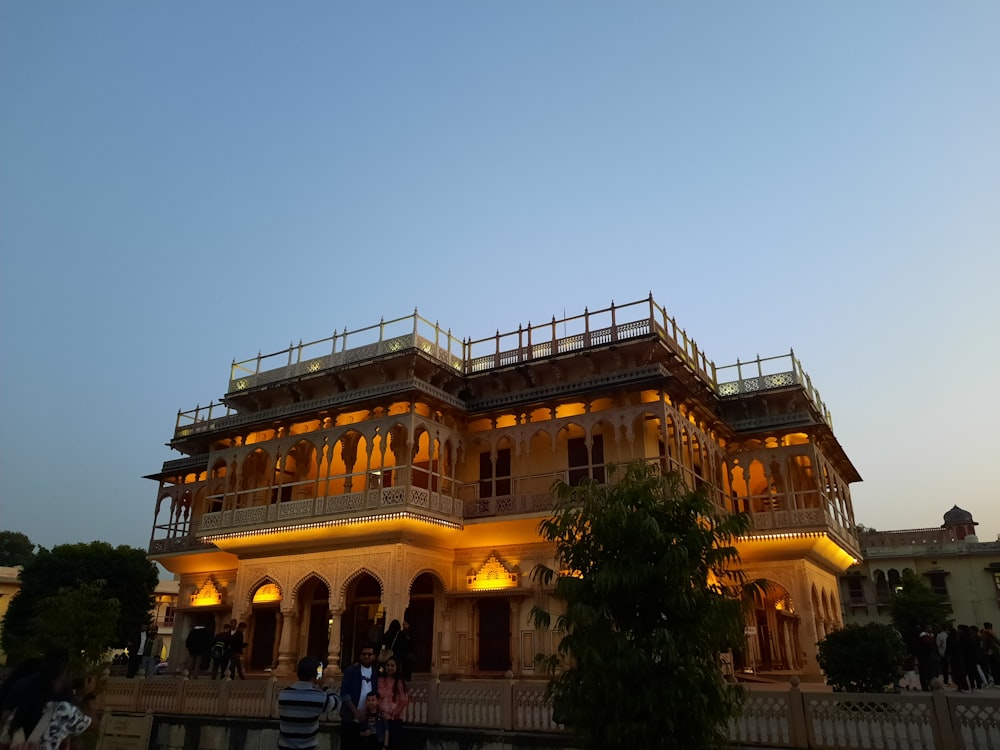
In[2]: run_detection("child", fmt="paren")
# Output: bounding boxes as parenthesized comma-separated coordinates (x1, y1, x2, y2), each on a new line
(359, 692, 387, 750)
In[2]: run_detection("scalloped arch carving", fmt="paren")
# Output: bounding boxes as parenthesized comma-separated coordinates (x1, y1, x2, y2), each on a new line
(407, 567, 450, 594)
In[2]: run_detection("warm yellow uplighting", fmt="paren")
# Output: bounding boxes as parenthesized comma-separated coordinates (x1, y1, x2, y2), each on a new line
(252, 583, 281, 604)
(467, 553, 519, 591)
(190, 579, 222, 607)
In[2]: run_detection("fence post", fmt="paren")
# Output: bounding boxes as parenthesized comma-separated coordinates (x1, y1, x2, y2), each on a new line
(268, 677, 280, 718)
(429, 675, 441, 725)
(929, 680, 958, 750)
(176, 673, 188, 714)
(787, 677, 810, 750)
(502, 672, 515, 731)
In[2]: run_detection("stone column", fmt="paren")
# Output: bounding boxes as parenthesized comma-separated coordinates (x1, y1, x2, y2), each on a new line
(511, 598, 523, 676)
(440, 607, 452, 674)
(275, 610, 298, 677)
(272, 612, 284, 672)
(325, 608, 344, 679)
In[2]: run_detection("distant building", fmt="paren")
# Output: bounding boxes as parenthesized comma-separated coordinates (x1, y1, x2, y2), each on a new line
(839, 506, 1000, 626)
(145, 296, 862, 679)
(0, 567, 21, 665)
(152, 578, 180, 660)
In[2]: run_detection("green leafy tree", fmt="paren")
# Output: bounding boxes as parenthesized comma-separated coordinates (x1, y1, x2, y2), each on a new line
(816, 623, 906, 692)
(2, 542, 157, 664)
(531, 462, 751, 750)
(888, 570, 952, 653)
(18, 581, 121, 671)
(0, 531, 36, 567)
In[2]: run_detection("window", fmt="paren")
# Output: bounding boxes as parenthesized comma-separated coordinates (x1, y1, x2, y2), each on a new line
(479, 449, 511, 498)
(926, 571, 949, 599)
(846, 577, 865, 606)
(568, 435, 605, 486)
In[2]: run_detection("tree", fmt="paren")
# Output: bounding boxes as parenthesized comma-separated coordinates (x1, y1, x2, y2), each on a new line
(531, 462, 751, 750)
(888, 570, 951, 653)
(0, 531, 36, 567)
(18, 581, 121, 672)
(816, 623, 906, 692)
(1, 541, 158, 664)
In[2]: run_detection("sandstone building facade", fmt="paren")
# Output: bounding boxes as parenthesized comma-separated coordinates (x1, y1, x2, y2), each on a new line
(839, 507, 1000, 627)
(146, 296, 861, 679)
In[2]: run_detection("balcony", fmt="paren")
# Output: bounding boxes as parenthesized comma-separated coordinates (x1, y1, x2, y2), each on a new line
(196, 485, 463, 539)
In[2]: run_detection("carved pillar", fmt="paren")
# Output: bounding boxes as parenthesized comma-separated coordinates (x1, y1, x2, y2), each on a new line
(275, 610, 298, 677)
(342, 435, 359, 494)
(511, 598, 524, 676)
(325, 608, 344, 679)
(440, 606, 452, 674)
(272, 612, 284, 672)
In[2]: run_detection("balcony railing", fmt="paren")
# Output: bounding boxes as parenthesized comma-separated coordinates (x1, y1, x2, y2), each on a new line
(750, 507, 856, 547)
(196, 485, 463, 537)
(716, 351, 832, 427)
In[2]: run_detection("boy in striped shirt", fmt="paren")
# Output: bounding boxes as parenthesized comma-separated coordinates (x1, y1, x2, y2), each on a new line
(278, 657, 342, 750)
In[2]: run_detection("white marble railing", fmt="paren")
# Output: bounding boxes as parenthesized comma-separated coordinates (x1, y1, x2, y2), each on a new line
(96, 675, 999, 748)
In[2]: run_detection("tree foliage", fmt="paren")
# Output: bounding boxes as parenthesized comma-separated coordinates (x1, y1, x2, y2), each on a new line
(888, 570, 952, 653)
(18, 581, 121, 672)
(1, 541, 157, 664)
(816, 623, 906, 692)
(0, 531, 36, 567)
(531, 462, 751, 750)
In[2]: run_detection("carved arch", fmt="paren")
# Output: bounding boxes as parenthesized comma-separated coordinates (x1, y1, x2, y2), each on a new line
(407, 567, 450, 595)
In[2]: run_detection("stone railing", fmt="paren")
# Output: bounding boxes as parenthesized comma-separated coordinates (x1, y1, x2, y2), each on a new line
(95, 675, 999, 749)
(195, 486, 462, 538)
(750, 507, 854, 543)
(97, 675, 557, 733)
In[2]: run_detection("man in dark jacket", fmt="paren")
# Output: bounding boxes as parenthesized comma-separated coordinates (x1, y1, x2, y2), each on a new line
(339, 645, 378, 750)
(185, 624, 212, 679)
(210, 624, 233, 680)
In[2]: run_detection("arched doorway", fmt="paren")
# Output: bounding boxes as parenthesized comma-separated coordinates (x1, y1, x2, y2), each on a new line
(739, 581, 801, 672)
(341, 573, 383, 669)
(249, 582, 282, 671)
(406, 573, 441, 674)
(298, 576, 330, 663)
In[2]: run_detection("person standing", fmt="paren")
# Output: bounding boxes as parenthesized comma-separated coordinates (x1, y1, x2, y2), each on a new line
(936, 625, 950, 685)
(340, 645, 379, 750)
(210, 623, 233, 680)
(376, 656, 409, 750)
(127, 624, 149, 678)
(982, 622, 1000, 686)
(228, 622, 248, 680)
(141, 626, 164, 677)
(277, 656, 341, 750)
(185, 624, 212, 678)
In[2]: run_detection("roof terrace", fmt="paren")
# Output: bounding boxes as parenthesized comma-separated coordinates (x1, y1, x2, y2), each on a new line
(174, 295, 831, 436)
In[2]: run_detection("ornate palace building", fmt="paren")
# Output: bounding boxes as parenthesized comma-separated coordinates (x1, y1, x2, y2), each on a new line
(146, 296, 861, 679)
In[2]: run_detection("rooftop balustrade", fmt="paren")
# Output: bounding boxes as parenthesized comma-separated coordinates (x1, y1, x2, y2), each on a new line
(172, 295, 832, 438)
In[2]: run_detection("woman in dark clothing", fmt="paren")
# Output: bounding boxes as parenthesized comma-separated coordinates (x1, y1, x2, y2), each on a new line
(948, 626, 970, 692)
(380, 619, 412, 681)
(964, 626, 986, 689)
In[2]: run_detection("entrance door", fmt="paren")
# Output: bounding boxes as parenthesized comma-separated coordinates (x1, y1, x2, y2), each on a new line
(340, 574, 383, 669)
(407, 598, 434, 674)
(477, 599, 511, 672)
(307, 603, 330, 661)
(250, 608, 278, 670)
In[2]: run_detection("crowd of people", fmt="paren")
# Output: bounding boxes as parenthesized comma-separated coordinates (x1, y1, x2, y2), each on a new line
(905, 621, 1000, 692)
(277, 618, 412, 750)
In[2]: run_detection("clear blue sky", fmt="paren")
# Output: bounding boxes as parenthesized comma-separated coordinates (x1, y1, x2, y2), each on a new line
(2, 2, 998, 552)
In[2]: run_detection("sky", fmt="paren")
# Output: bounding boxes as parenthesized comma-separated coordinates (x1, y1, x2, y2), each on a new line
(1, 2, 998, 555)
